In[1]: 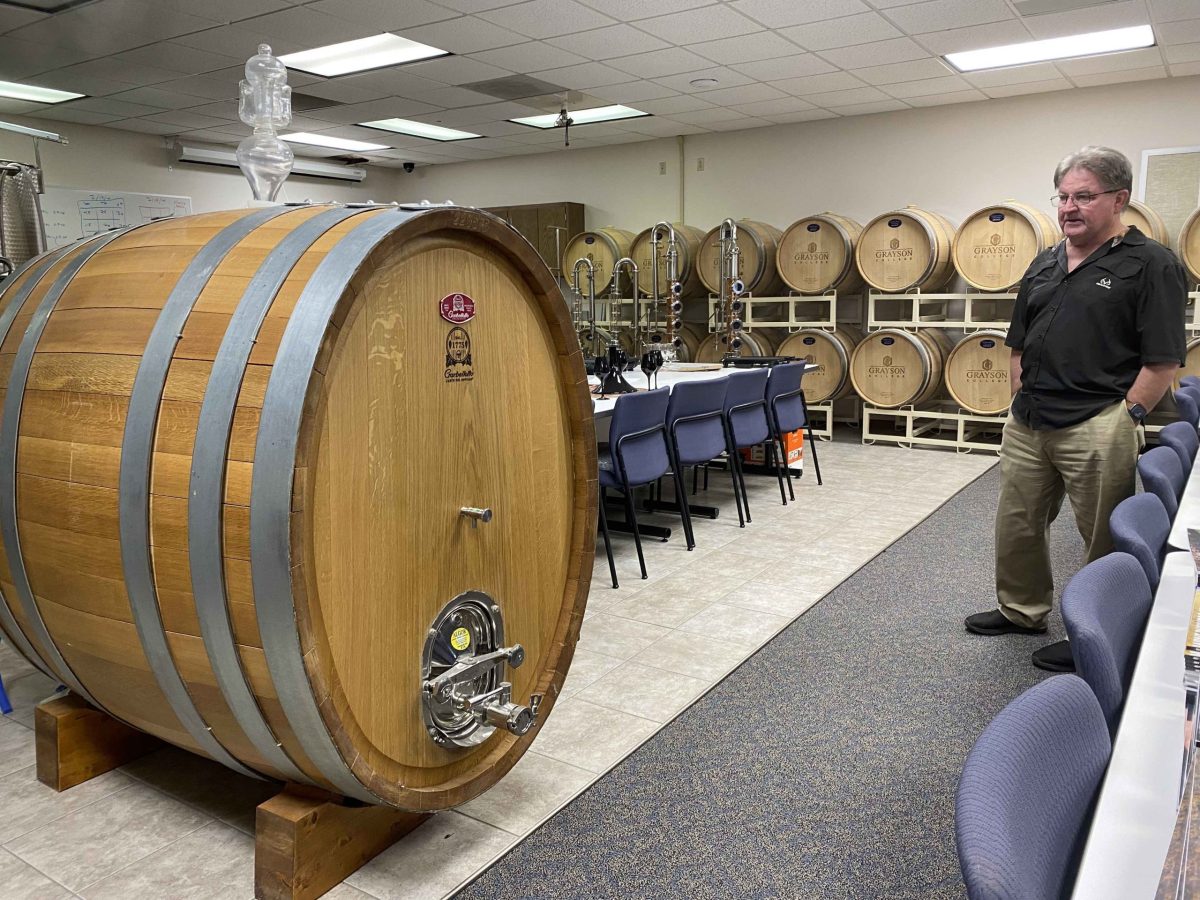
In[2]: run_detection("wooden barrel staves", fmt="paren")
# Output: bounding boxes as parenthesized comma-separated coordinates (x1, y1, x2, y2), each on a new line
(630, 223, 707, 299)
(855, 207, 956, 293)
(776, 213, 864, 295)
(952, 202, 1059, 292)
(1180, 207, 1200, 287)
(695, 329, 776, 362)
(562, 227, 635, 295)
(776, 325, 862, 403)
(849, 327, 952, 408)
(0, 206, 596, 811)
(1123, 200, 1171, 248)
(696, 219, 787, 297)
(944, 330, 1011, 414)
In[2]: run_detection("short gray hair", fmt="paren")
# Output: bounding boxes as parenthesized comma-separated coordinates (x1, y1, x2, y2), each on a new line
(1053, 146, 1133, 193)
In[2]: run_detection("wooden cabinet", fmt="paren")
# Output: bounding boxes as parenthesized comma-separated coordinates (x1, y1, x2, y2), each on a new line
(483, 202, 584, 275)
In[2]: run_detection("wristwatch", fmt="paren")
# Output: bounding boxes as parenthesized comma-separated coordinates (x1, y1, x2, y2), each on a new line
(1126, 401, 1147, 422)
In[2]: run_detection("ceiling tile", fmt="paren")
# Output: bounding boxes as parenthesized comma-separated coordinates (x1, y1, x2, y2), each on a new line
(853, 57, 955, 84)
(707, 115, 772, 131)
(110, 118, 186, 135)
(622, 117, 708, 135)
(403, 16, 529, 53)
(8, 0, 218, 55)
(321, 68, 446, 100)
(1024, 0, 1151, 39)
(479, 0, 616, 39)
(770, 71, 868, 94)
(652, 66, 755, 92)
(0, 37, 91, 80)
(111, 43, 241, 77)
(27, 71, 132, 97)
(669, 106, 753, 124)
(980, 77, 1073, 98)
(61, 97, 166, 117)
(1165, 42, 1200, 63)
(546, 24, 670, 60)
(913, 19, 1032, 56)
(146, 109, 237, 129)
(174, 25, 306, 57)
(49, 58, 179, 89)
(0, 8, 46, 34)
(817, 37, 930, 69)
(635, 94, 716, 114)
(686, 31, 801, 65)
(157, 69, 250, 101)
(607, 47, 715, 78)
(106, 87, 209, 109)
(422, 100, 543, 124)
(575, 0, 712, 18)
(1056, 46, 1164, 76)
(589, 80, 681, 103)
(963, 61, 1062, 87)
(0, 98, 45, 115)
(824, 98, 910, 115)
(781, 12, 901, 51)
(903, 89, 989, 106)
(1071, 65, 1169, 86)
(416, 85, 500, 108)
(763, 108, 839, 123)
(805, 84, 892, 105)
(474, 119, 533, 135)
(1151, 0, 1200, 23)
(729, 53, 837, 80)
(881, 73, 974, 97)
(694, 82, 790, 105)
(728, 0, 869, 29)
(299, 98, 440, 124)
(433, 0, 525, 13)
(1169, 60, 1200, 75)
(529, 61, 633, 88)
(25, 106, 122, 124)
(468, 41, 589, 71)
(296, 77, 393, 104)
(884, 0, 1015, 34)
(1160, 20, 1200, 44)
(155, 0, 291, 21)
(306, 0, 457, 29)
(732, 95, 817, 115)
(636, 5, 765, 44)
(231, 7, 370, 49)
(405, 56, 512, 86)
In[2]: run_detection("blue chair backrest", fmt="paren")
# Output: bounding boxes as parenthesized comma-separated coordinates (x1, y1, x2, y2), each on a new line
(667, 378, 729, 466)
(1109, 492, 1171, 590)
(723, 368, 770, 448)
(1160, 420, 1199, 474)
(1137, 445, 1184, 518)
(1061, 552, 1153, 735)
(1177, 387, 1200, 428)
(608, 387, 671, 486)
(1181, 375, 1200, 391)
(766, 362, 807, 433)
(955, 675, 1111, 900)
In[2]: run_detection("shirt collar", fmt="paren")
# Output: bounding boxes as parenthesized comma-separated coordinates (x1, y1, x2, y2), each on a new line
(1054, 224, 1143, 271)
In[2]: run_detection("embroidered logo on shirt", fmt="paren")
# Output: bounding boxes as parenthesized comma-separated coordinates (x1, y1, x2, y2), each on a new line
(1096, 277, 1112, 290)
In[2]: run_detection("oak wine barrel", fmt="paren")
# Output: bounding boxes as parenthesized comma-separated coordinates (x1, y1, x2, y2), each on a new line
(952, 201, 1059, 292)
(562, 227, 635, 296)
(695, 329, 776, 363)
(944, 330, 1011, 415)
(0, 205, 596, 811)
(673, 323, 703, 363)
(1180, 207, 1200, 286)
(630, 223, 707, 299)
(776, 325, 862, 403)
(1123, 200, 1171, 248)
(849, 327, 953, 408)
(855, 207, 956, 293)
(697, 219, 787, 297)
(776, 213, 864, 295)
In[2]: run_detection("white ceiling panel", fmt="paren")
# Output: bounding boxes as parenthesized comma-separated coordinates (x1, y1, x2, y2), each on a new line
(623, 117, 709, 134)
(8, 0, 218, 54)
(728, 53, 837, 80)
(145, 109, 238, 129)
(478, 0, 616, 39)
(1165, 42, 1200, 63)
(28, 71, 133, 97)
(635, 94, 717, 114)
(763, 108, 839, 123)
(883, 0, 1016, 35)
(769, 70, 869, 94)
(729, 0, 870, 29)
(173, 25, 307, 58)
(306, 0, 457, 30)
(106, 86, 210, 110)
(1071, 65, 1170, 86)
(405, 56, 513, 86)
(817, 36, 931, 68)
(403, 16, 529, 54)
(913, 19, 1033, 56)
(0, 98, 46, 115)
(575, 0, 712, 19)
(881, 73, 974, 97)
(1169, 60, 1200, 75)
(1160, 19, 1200, 44)
(24, 106, 121, 124)
(0, 8, 47, 34)
(706, 115, 772, 130)
(320, 68, 445, 100)
(546, 24, 670, 60)
(406, 85, 497, 108)
(314, 97, 441, 123)
(903, 88, 989, 106)
(686, 31, 801, 65)
(963, 61, 1063, 87)
(589, 80, 681, 103)
(823, 97, 909, 114)
(980, 76, 1074, 98)
(853, 57, 954, 84)
(652, 66, 756, 92)
(111, 43, 241, 77)
(0, 37, 91, 79)
(781, 12, 901, 51)
(694, 82, 790, 105)
(1056, 46, 1164, 75)
(154, 0, 291, 20)
(109, 118, 186, 135)
(227, 7, 369, 49)
(732, 95, 817, 115)
(529, 61, 632, 88)
(607, 47, 715, 78)
(294, 77, 393, 104)
(636, 5, 765, 44)
(468, 41, 589, 72)
(669, 106, 754, 124)
(1151, 0, 1200, 23)
(63, 96, 167, 117)
(803, 84, 891, 104)
(1023, 0, 1152, 39)
(50, 57, 179, 88)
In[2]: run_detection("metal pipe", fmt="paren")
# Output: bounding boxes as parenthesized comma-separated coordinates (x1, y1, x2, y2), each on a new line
(571, 257, 596, 353)
(612, 257, 639, 352)
(650, 221, 681, 353)
(719, 218, 742, 356)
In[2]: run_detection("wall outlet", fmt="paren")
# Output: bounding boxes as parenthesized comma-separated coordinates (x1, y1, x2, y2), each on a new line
(696, 157, 705, 172)
(658, 161, 666, 175)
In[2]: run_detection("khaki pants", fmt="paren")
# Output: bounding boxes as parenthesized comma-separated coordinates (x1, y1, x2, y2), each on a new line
(995, 400, 1142, 628)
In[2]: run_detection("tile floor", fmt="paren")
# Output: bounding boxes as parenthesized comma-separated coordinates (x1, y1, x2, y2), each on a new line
(0, 435, 996, 899)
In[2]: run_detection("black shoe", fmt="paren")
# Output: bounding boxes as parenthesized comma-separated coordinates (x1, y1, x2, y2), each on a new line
(1032, 639, 1075, 672)
(965, 609, 1047, 636)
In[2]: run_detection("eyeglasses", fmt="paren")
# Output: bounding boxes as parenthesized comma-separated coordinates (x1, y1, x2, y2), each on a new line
(1051, 189, 1121, 207)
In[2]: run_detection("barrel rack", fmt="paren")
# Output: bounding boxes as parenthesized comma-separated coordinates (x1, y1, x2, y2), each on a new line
(859, 289, 1015, 454)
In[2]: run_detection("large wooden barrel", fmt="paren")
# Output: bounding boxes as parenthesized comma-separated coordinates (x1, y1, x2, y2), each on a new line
(674, 323, 703, 362)
(952, 202, 1059, 292)
(944, 330, 1011, 414)
(0, 206, 595, 811)
(776, 325, 862, 402)
(849, 327, 952, 408)
(1123, 200, 1170, 247)
(695, 329, 776, 362)
(855, 207, 956, 293)
(697, 220, 787, 297)
(776, 213, 864, 295)
(562, 227, 635, 296)
(1180, 207, 1200, 286)
(630, 223, 707, 299)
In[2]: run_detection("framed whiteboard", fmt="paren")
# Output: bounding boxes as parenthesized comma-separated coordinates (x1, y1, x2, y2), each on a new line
(39, 187, 193, 248)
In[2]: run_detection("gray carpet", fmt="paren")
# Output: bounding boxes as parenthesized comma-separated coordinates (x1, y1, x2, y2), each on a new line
(457, 466, 1085, 900)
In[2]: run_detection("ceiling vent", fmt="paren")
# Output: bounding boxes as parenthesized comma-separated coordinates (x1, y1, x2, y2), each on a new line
(1013, 0, 1122, 16)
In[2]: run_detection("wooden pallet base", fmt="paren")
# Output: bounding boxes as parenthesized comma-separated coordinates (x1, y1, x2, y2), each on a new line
(35, 694, 162, 791)
(861, 405, 1005, 454)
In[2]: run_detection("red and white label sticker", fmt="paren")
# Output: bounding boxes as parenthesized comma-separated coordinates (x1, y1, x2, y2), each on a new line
(439, 292, 476, 324)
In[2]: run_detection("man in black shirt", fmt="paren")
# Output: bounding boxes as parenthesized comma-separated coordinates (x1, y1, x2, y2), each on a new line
(965, 146, 1187, 672)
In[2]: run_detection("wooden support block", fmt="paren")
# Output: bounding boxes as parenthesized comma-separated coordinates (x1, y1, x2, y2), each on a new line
(255, 785, 428, 900)
(35, 694, 162, 791)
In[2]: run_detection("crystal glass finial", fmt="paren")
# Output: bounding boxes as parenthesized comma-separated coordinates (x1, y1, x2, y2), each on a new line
(236, 43, 294, 202)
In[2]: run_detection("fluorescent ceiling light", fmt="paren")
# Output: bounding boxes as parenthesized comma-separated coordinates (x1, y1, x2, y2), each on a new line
(0, 79, 84, 104)
(279, 33, 449, 77)
(281, 132, 389, 152)
(173, 143, 367, 182)
(360, 118, 480, 141)
(945, 24, 1155, 72)
(510, 104, 649, 128)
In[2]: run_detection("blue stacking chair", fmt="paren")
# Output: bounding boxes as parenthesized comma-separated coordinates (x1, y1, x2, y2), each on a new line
(1177, 386, 1200, 428)
(1061, 552, 1153, 735)
(1180, 375, 1200, 391)
(1109, 492, 1171, 590)
(955, 675, 1111, 900)
(1137, 445, 1185, 518)
(1159, 419, 1199, 475)
(599, 387, 680, 584)
(665, 378, 737, 548)
(766, 361, 821, 502)
(723, 368, 784, 525)
(0, 670, 10, 715)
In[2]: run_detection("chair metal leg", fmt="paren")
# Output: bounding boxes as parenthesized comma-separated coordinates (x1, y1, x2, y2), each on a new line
(734, 448, 752, 523)
(598, 488, 618, 589)
(692, 465, 699, 495)
(667, 448, 696, 550)
(722, 428, 746, 528)
(766, 437, 787, 505)
(800, 392, 822, 486)
(780, 436, 796, 501)
(621, 480, 649, 579)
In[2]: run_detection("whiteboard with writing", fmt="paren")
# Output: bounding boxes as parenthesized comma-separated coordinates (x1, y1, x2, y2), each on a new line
(39, 187, 193, 248)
